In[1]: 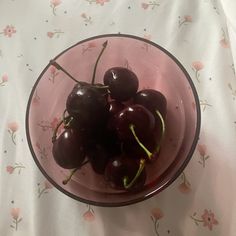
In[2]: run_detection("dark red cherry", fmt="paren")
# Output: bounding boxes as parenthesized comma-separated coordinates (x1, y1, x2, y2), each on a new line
(87, 144, 112, 175)
(66, 83, 109, 128)
(109, 101, 126, 116)
(52, 128, 86, 169)
(104, 155, 146, 190)
(108, 101, 126, 130)
(114, 104, 155, 141)
(134, 89, 167, 119)
(103, 67, 139, 101)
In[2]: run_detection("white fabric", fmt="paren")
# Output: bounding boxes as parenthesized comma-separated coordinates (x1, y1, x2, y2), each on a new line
(0, 0, 236, 235)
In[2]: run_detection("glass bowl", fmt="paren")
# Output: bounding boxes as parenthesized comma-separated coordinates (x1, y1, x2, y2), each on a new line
(26, 34, 200, 207)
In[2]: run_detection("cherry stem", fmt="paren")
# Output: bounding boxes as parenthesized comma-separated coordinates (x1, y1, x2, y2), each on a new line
(52, 115, 71, 143)
(93, 85, 109, 89)
(50, 60, 79, 83)
(62, 109, 73, 127)
(154, 110, 166, 153)
(62, 160, 90, 185)
(52, 119, 64, 143)
(123, 158, 146, 189)
(129, 124, 152, 160)
(91, 40, 108, 85)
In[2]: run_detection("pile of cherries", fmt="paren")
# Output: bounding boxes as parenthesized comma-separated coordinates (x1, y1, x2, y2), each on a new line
(51, 41, 167, 191)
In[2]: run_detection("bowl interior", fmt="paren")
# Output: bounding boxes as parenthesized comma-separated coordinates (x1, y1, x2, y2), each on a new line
(26, 35, 200, 206)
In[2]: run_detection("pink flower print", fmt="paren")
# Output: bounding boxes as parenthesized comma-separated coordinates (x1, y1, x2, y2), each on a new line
(6, 163, 25, 175)
(10, 208, 22, 231)
(86, 0, 109, 5)
(142, 3, 149, 9)
(201, 210, 219, 230)
(178, 15, 192, 27)
(192, 61, 204, 71)
(151, 208, 164, 235)
(38, 180, 53, 198)
(50, 0, 61, 15)
(82, 41, 97, 54)
(11, 208, 20, 220)
(35, 142, 48, 159)
(47, 30, 64, 38)
(151, 208, 164, 220)
(143, 34, 152, 41)
(7, 122, 19, 145)
(88, 42, 96, 48)
(178, 172, 191, 194)
(191, 210, 218, 231)
(191, 61, 204, 82)
(32, 91, 40, 105)
(48, 65, 59, 83)
(0, 25, 16, 37)
(141, 1, 159, 10)
(0, 74, 8, 86)
(2, 74, 8, 82)
(220, 28, 230, 48)
(220, 39, 229, 48)
(8, 122, 19, 133)
(81, 13, 87, 18)
(178, 182, 191, 194)
(51, 117, 60, 131)
(38, 117, 63, 134)
(83, 210, 95, 221)
(6, 166, 14, 174)
(184, 15, 192, 22)
(83, 205, 95, 221)
(96, 0, 109, 6)
(198, 144, 206, 156)
(197, 144, 209, 167)
(47, 32, 54, 38)
(44, 180, 53, 189)
(51, 0, 61, 7)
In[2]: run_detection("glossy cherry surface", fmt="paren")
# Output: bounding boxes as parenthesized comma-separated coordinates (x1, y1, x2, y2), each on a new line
(66, 83, 109, 128)
(52, 128, 86, 169)
(103, 67, 139, 101)
(134, 89, 167, 118)
(114, 104, 155, 141)
(105, 155, 146, 190)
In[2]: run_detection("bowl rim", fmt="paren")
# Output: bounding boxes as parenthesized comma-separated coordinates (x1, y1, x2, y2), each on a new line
(25, 33, 201, 207)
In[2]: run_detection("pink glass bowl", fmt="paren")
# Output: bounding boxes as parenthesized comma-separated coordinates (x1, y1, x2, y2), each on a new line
(26, 34, 200, 207)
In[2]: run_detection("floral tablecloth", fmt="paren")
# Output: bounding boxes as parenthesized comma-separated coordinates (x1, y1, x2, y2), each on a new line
(0, 0, 236, 235)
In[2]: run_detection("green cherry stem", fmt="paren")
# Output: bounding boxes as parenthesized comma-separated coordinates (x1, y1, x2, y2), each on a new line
(52, 115, 72, 143)
(91, 40, 108, 85)
(129, 124, 152, 160)
(154, 110, 166, 153)
(62, 159, 90, 185)
(62, 109, 73, 127)
(50, 60, 79, 83)
(123, 158, 146, 189)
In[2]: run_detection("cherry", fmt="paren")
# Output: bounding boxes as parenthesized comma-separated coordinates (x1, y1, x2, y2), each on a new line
(109, 100, 126, 116)
(107, 101, 126, 130)
(114, 104, 155, 141)
(103, 67, 139, 101)
(66, 84, 109, 129)
(87, 144, 112, 175)
(105, 155, 146, 190)
(134, 89, 167, 119)
(52, 128, 86, 169)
